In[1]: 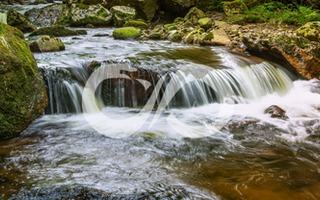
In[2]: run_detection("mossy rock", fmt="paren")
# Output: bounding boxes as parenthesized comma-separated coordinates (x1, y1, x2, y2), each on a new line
(164, 24, 178, 32)
(29, 25, 87, 37)
(149, 32, 161, 39)
(223, 1, 248, 16)
(224, 14, 247, 25)
(183, 28, 205, 44)
(198, 17, 213, 30)
(153, 25, 162, 32)
(296, 21, 320, 43)
(200, 32, 214, 44)
(70, 3, 113, 26)
(111, 6, 136, 27)
(184, 7, 205, 24)
(113, 27, 141, 39)
(123, 20, 148, 29)
(7, 10, 36, 33)
(0, 23, 48, 139)
(174, 17, 185, 23)
(29, 36, 65, 53)
(168, 32, 182, 42)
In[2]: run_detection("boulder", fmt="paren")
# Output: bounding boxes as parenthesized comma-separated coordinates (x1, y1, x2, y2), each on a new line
(168, 31, 182, 42)
(29, 36, 65, 53)
(198, 17, 213, 30)
(0, 23, 48, 139)
(183, 28, 204, 44)
(7, 10, 36, 33)
(105, 0, 158, 21)
(123, 20, 148, 29)
(113, 27, 140, 39)
(148, 32, 161, 39)
(202, 29, 233, 46)
(161, 0, 197, 16)
(25, 4, 70, 27)
(110, 6, 136, 27)
(243, 32, 320, 79)
(29, 25, 87, 37)
(223, 1, 248, 16)
(70, 4, 112, 27)
(184, 7, 205, 25)
(264, 105, 288, 120)
(296, 21, 320, 43)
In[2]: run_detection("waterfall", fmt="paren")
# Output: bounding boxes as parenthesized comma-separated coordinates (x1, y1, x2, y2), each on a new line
(0, 12, 7, 24)
(39, 60, 293, 115)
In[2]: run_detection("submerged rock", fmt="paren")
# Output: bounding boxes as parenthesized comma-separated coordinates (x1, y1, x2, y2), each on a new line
(110, 6, 136, 27)
(113, 27, 140, 39)
(7, 10, 36, 33)
(29, 36, 65, 53)
(29, 25, 87, 37)
(296, 21, 320, 43)
(123, 20, 148, 29)
(10, 186, 171, 200)
(0, 23, 48, 139)
(264, 105, 289, 120)
(70, 4, 113, 27)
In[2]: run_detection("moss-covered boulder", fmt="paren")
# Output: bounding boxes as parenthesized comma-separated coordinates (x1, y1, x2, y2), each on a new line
(29, 36, 65, 53)
(123, 20, 148, 29)
(296, 21, 320, 43)
(29, 25, 87, 37)
(243, 32, 320, 79)
(168, 31, 182, 42)
(7, 10, 36, 33)
(70, 3, 113, 26)
(201, 32, 214, 44)
(223, 1, 248, 16)
(110, 6, 136, 27)
(184, 7, 205, 24)
(113, 27, 140, 39)
(198, 18, 213, 30)
(183, 28, 204, 44)
(164, 24, 178, 32)
(0, 23, 48, 139)
(149, 32, 161, 39)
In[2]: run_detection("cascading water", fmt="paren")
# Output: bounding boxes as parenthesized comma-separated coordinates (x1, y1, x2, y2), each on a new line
(2, 27, 320, 200)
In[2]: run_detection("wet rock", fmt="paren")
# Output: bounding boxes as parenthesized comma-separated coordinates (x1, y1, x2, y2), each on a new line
(149, 32, 161, 39)
(70, 4, 113, 27)
(0, 23, 48, 139)
(296, 21, 320, 43)
(184, 7, 205, 25)
(183, 28, 204, 44)
(198, 17, 213, 30)
(10, 186, 169, 200)
(29, 36, 65, 53)
(161, 0, 197, 16)
(93, 33, 110, 37)
(113, 27, 140, 40)
(123, 20, 148, 29)
(86, 23, 94, 28)
(7, 10, 36, 33)
(25, 3, 70, 27)
(243, 32, 320, 79)
(310, 79, 320, 94)
(105, 0, 158, 21)
(110, 6, 136, 27)
(223, 1, 248, 16)
(29, 25, 87, 37)
(264, 105, 289, 120)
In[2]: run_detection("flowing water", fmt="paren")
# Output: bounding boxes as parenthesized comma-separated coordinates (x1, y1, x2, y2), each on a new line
(1, 27, 320, 200)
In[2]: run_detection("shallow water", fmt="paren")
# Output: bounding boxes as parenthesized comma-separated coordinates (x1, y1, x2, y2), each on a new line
(1, 27, 320, 200)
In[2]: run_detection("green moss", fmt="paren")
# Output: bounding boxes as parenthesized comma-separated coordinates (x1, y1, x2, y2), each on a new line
(113, 27, 141, 39)
(153, 25, 162, 32)
(203, 32, 214, 41)
(223, 1, 248, 16)
(198, 18, 213, 30)
(0, 23, 3, 35)
(296, 22, 320, 42)
(123, 20, 148, 29)
(77, 3, 89, 9)
(169, 32, 182, 42)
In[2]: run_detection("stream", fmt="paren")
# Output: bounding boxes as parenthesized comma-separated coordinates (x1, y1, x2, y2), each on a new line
(1, 24, 320, 199)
